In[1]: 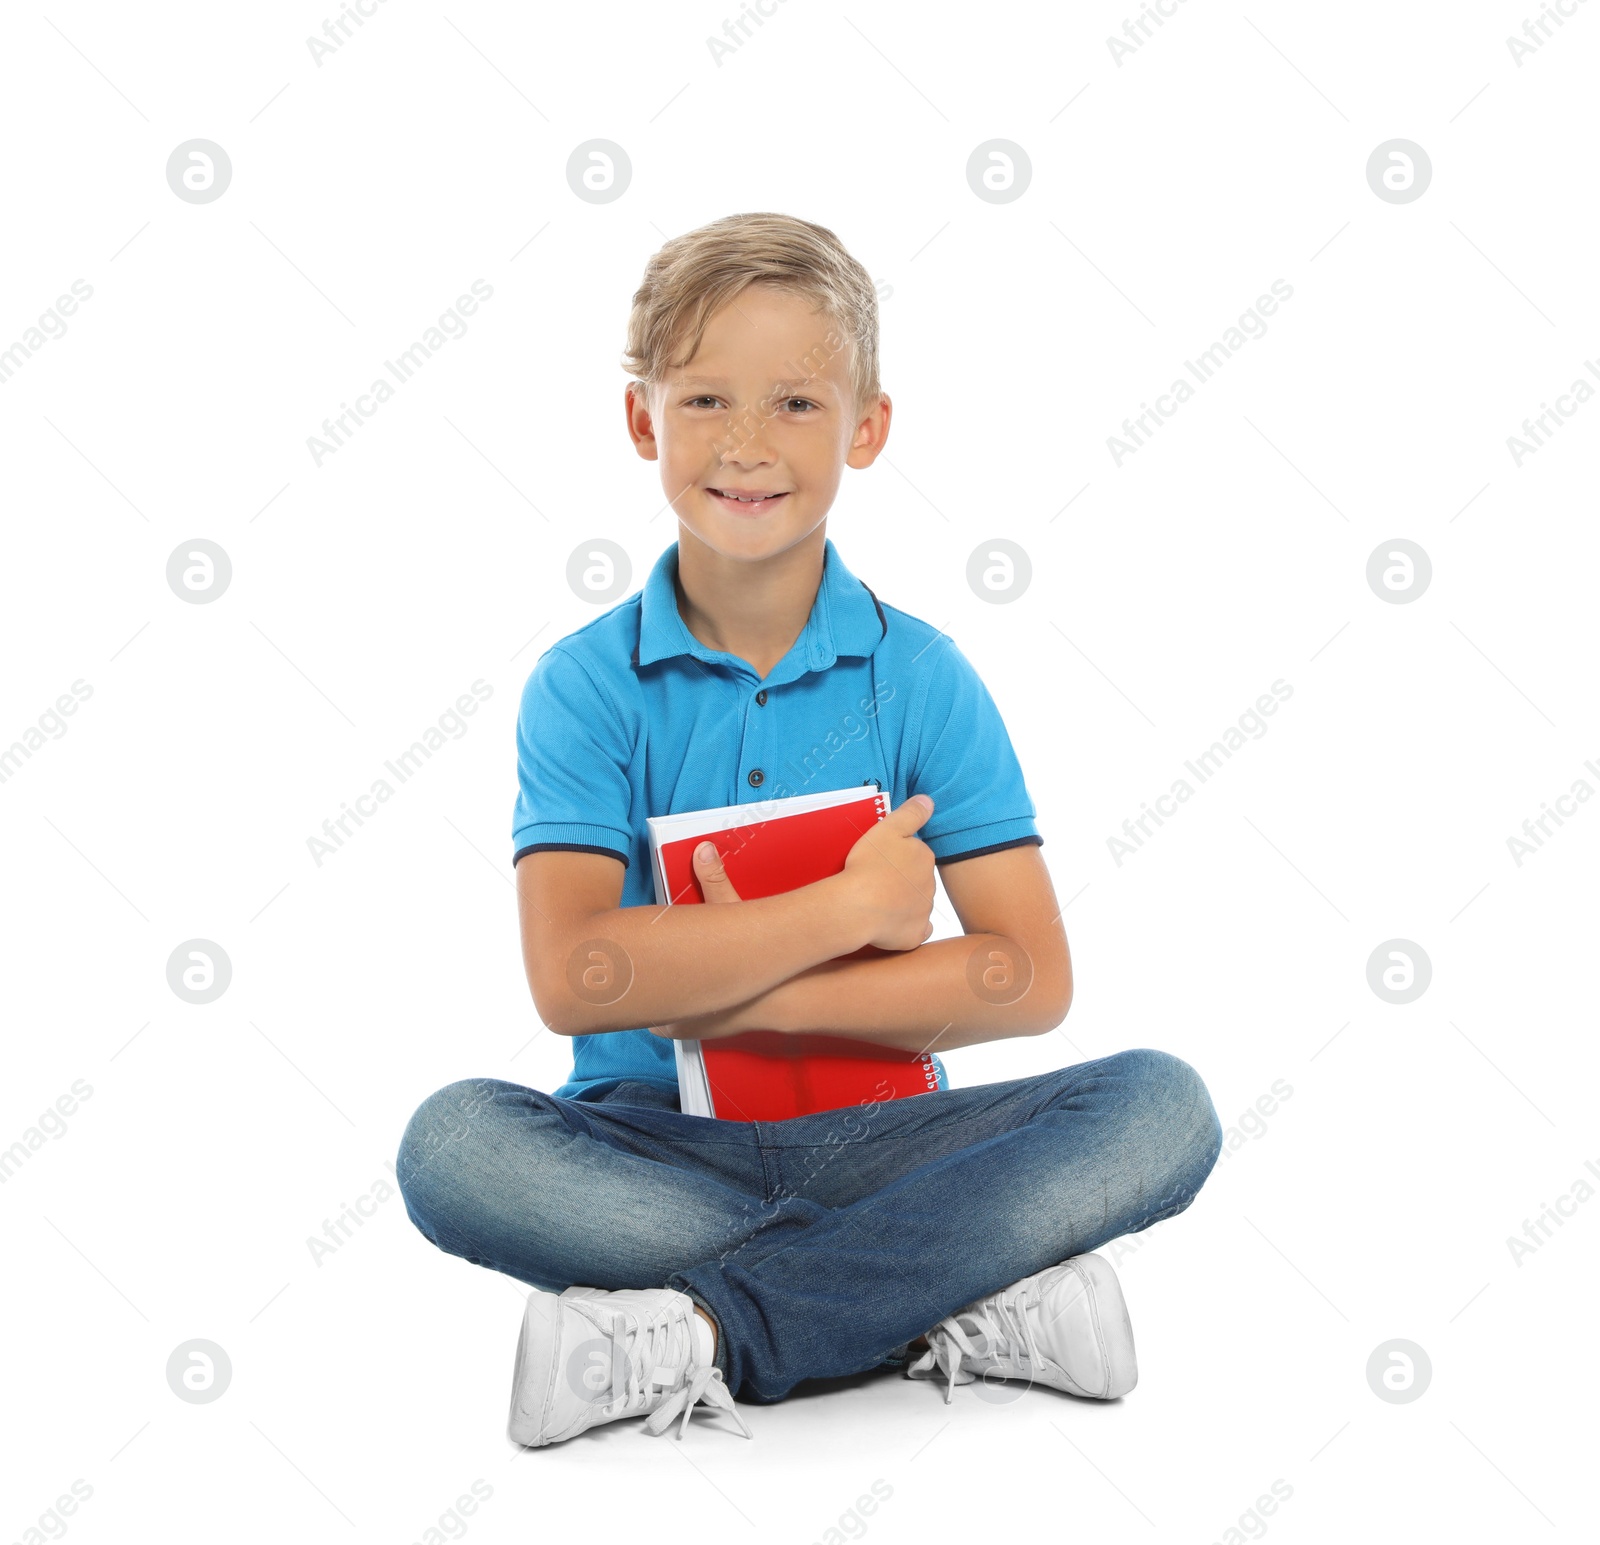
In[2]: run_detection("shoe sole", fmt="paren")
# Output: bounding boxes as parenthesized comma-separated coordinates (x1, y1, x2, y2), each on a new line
(1069, 1253, 1137, 1399)
(507, 1290, 563, 1447)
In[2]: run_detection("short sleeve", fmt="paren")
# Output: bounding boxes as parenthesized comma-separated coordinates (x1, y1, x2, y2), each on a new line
(908, 634, 1042, 865)
(512, 646, 635, 869)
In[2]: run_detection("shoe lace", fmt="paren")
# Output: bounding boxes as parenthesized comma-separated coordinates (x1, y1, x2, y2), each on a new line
(643, 1362, 751, 1442)
(575, 1300, 753, 1441)
(922, 1283, 1043, 1405)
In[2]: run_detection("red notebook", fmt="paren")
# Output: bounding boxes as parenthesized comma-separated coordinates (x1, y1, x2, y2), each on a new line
(646, 785, 941, 1120)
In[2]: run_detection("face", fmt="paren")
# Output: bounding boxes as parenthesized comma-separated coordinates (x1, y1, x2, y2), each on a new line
(626, 284, 891, 563)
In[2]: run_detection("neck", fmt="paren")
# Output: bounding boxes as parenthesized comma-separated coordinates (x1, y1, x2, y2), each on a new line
(673, 526, 827, 679)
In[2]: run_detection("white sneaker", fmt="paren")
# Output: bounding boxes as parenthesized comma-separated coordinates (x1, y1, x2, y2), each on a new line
(906, 1253, 1137, 1402)
(508, 1284, 753, 1447)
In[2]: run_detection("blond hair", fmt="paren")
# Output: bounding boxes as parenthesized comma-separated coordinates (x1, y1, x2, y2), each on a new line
(622, 211, 881, 419)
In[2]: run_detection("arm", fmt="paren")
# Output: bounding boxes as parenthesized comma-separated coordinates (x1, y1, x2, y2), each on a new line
(517, 795, 940, 1036)
(653, 844, 1072, 1054)
(517, 850, 863, 1035)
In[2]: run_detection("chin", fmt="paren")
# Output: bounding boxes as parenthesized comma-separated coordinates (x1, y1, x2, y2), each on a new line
(681, 516, 810, 559)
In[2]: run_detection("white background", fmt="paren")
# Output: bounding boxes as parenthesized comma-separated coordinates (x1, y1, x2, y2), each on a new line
(2, 2, 1596, 1541)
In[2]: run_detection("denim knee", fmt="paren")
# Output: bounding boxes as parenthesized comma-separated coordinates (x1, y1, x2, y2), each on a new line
(395, 1076, 518, 1219)
(1108, 1047, 1223, 1219)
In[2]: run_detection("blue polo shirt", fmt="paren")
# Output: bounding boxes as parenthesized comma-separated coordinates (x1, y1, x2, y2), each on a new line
(512, 536, 1043, 1103)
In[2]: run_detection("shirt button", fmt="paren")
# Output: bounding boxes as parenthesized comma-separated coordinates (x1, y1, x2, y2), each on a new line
(748, 768, 765, 787)
(755, 690, 768, 706)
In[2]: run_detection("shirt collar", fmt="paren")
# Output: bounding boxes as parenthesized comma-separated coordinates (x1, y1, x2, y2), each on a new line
(632, 535, 886, 679)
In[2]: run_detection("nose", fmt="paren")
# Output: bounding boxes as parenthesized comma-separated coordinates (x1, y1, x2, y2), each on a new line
(716, 407, 778, 469)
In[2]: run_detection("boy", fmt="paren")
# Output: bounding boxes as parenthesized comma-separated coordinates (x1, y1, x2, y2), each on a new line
(396, 212, 1222, 1448)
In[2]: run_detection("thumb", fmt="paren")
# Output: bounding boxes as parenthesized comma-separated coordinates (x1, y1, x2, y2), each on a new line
(693, 840, 742, 903)
(885, 793, 935, 832)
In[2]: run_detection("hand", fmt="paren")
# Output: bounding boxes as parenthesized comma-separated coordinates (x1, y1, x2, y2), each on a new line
(647, 1002, 757, 1041)
(841, 794, 937, 952)
(649, 840, 748, 1040)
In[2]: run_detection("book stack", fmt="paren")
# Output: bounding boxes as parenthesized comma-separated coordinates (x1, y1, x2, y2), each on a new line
(646, 785, 942, 1120)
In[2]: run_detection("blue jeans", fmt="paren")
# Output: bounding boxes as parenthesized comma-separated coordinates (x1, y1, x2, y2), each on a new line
(395, 1047, 1222, 1405)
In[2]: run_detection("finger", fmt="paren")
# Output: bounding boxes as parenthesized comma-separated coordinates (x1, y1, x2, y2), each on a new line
(883, 793, 935, 832)
(694, 840, 742, 903)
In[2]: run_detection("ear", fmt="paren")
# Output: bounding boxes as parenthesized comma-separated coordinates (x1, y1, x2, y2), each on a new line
(625, 379, 660, 461)
(845, 391, 892, 471)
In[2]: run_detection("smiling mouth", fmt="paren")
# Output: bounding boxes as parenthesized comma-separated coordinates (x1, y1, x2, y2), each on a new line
(706, 487, 790, 513)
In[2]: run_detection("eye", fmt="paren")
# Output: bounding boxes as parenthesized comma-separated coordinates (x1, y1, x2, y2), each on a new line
(781, 398, 819, 413)
(685, 395, 722, 409)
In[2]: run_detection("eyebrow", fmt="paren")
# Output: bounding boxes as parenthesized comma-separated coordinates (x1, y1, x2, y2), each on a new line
(676, 375, 833, 394)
